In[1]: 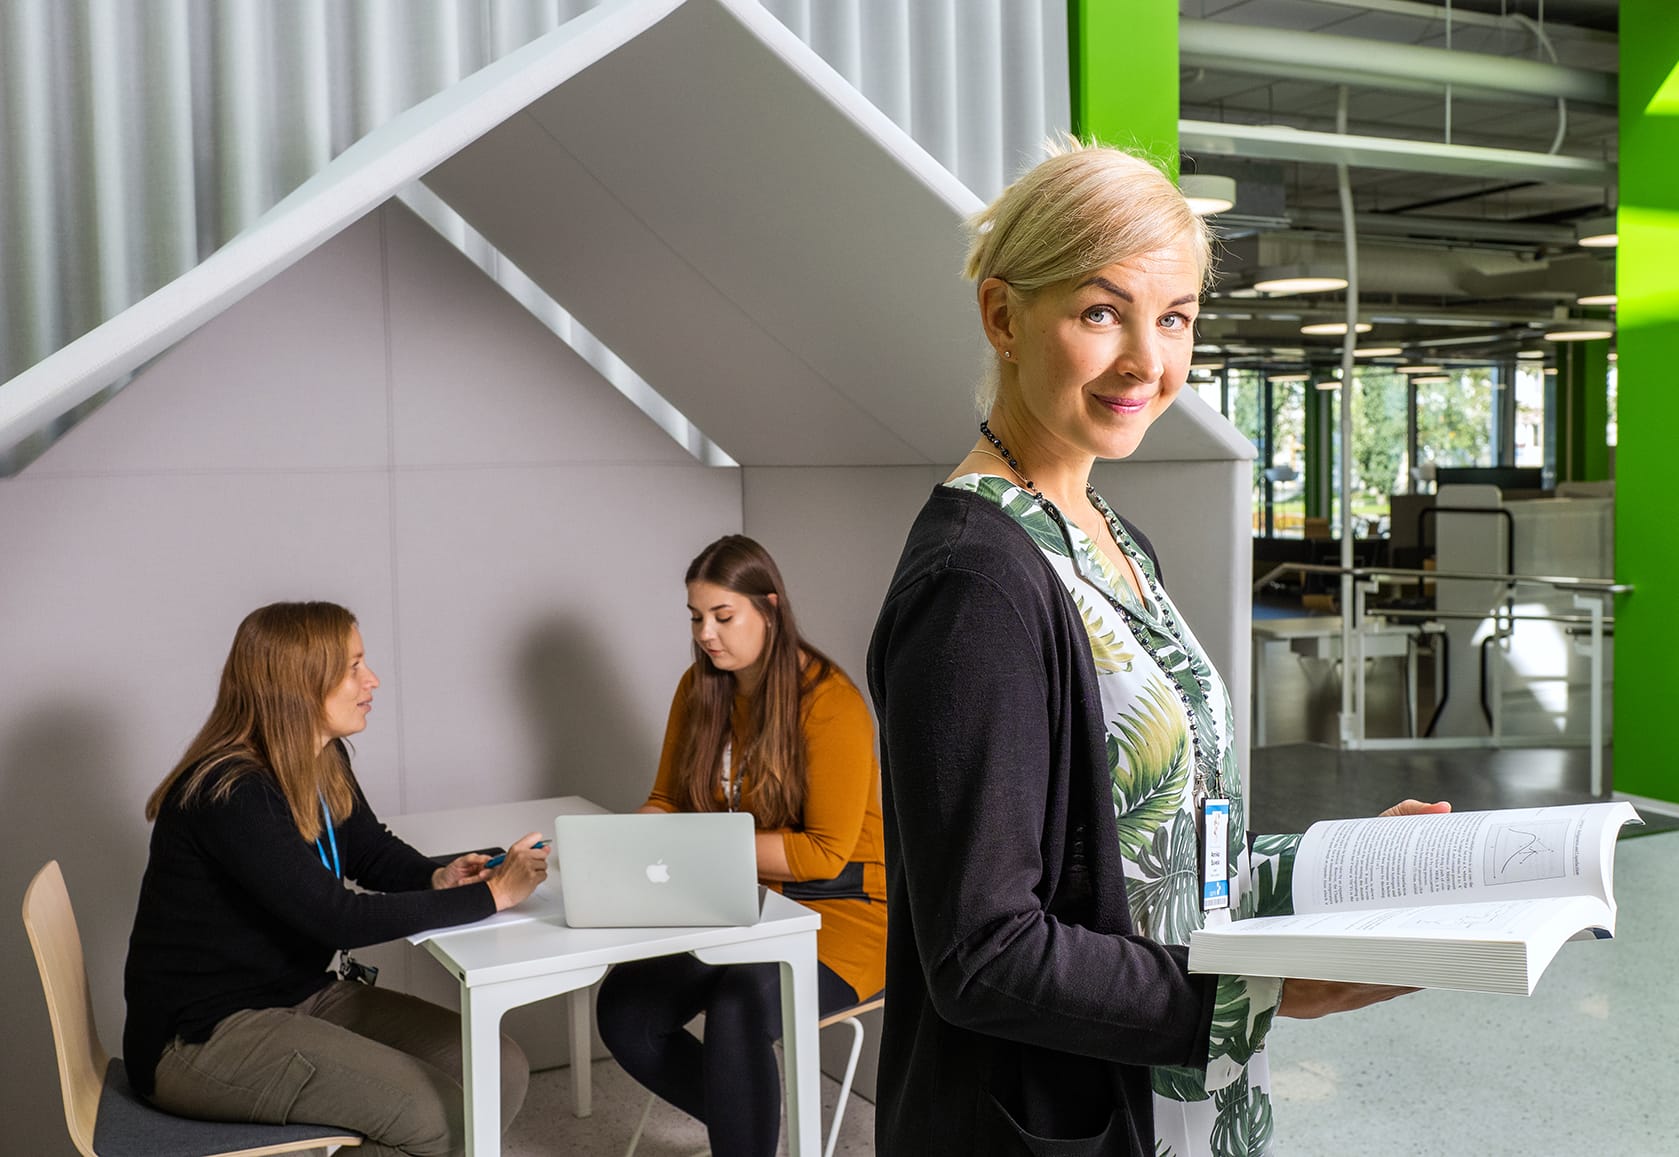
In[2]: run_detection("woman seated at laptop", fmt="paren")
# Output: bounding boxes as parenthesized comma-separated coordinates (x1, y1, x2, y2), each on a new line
(596, 535, 886, 1157)
(122, 601, 550, 1157)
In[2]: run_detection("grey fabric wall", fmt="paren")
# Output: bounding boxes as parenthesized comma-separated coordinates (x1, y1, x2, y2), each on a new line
(0, 201, 742, 1155)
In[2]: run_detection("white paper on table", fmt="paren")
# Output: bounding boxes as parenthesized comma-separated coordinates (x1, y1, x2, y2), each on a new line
(407, 876, 567, 945)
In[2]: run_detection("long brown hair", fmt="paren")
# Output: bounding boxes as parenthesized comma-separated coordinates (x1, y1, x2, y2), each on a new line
(145, 602, 359, 841)
(674, 536, 833, 829)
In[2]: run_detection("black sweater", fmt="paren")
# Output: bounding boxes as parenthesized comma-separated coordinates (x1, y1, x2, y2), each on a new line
(122, 749, 494, 1095)
(867, 487, 1218, 1157)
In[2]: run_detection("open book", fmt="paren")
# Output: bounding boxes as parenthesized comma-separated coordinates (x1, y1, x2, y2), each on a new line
(1187, 801, 1641, 995)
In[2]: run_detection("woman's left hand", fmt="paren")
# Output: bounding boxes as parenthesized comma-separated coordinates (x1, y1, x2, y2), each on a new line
(1379, 798, 1451, 818)
(431, 852, 492, 890)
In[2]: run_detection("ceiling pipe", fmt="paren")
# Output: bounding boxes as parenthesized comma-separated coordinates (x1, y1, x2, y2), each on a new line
(1301, 0, 1616, 42)
(1180, 120, 1613, 185)
(1179, 18, 1615, 108)
(1281, 208, 1577, 247)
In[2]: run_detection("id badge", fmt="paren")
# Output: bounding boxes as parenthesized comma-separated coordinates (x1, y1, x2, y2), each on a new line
(1200, 797, 1231, 912)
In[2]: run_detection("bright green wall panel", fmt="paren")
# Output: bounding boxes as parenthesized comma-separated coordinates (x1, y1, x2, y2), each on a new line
(1068, 0, 1179, 174)
(1615, 1, 1679, 804)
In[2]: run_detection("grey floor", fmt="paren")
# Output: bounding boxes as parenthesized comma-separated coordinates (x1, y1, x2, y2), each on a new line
(500, 643, 1678, 1156)
(505, 1052, 873, 1156)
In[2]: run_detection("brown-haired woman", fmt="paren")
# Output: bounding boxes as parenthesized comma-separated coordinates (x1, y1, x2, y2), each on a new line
(595, 535, 886, 1157)
(122, 601, 550, 1157)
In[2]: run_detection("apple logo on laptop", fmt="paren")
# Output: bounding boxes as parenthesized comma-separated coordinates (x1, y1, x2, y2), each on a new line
(646, 859, 671, 884)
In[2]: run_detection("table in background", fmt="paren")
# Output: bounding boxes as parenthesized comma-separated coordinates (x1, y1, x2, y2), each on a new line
(1252, 617, 1442, 746)
(387, 796, 825, 1157)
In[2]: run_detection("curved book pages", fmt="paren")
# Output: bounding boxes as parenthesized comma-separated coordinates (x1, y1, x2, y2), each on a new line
(1187, 801, 1641, 996)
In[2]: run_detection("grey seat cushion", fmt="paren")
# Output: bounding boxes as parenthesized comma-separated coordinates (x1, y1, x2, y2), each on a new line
(92, 1059, 359, 1157)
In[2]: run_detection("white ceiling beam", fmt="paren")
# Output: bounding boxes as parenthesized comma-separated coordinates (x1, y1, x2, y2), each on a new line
(1179, 119, 1614, 186)
(1179, 18, 1616, 108)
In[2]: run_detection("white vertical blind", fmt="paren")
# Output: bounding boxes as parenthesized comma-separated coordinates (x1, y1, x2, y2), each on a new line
(0, 0, 1067, 401)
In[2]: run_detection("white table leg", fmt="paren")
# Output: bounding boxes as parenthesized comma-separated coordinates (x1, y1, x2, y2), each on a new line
(461, 966, 608, 1157)
(568, 985, 593, 1118)
(695, 928, 822, 1156)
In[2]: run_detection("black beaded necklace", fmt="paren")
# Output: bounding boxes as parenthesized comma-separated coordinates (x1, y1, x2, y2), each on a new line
(974, 420, 1224, 800)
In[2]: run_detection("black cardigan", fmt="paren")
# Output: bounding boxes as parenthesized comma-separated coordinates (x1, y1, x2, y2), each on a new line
(122, 747, 495, 1095)
(867, 487, 1218, 1157)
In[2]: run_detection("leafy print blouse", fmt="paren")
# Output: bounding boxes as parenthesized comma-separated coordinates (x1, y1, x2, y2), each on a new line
(948, 473, 1302, 1157)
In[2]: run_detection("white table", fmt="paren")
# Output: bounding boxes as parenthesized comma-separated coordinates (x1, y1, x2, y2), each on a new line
(1252, 616, 1440, 746)
(387, 797, 825, 1157)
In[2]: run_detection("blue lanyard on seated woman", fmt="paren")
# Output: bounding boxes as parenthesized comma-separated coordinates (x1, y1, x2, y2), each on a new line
(315, 792, 379, 986)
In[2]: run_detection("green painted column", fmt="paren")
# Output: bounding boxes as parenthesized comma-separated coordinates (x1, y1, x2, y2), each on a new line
(1559, 339, 1612, 482)
(1303, 385, 1330, 521)
(1615, 1, 1679, 805)
(1068, 0, 1179, 172)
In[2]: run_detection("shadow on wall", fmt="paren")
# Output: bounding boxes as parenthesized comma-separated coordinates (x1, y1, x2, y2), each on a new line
(515, 615, 673, 813)
(2, 702, 143, 1157)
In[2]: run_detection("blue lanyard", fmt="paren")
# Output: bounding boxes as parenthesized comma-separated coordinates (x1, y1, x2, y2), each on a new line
(314, 792, 341, 879)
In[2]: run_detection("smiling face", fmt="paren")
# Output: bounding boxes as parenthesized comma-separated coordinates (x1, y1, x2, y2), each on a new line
(687, 580, 773, 684)
(985, 241, 1201, 462)
(320, 625, 379, 744)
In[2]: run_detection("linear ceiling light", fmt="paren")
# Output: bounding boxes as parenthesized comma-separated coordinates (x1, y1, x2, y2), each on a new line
(1410, 375, 1452, 385)
(1544, 325, 1615, 342)
(1353, 346, 1403, 357)
(1397, 364, 1445, 374)
(1180, 174, 1237, 216)
(1300, 321, 1373, 335)
(1576, 215, 1617, 248)
(1576, 293, 1617, 307)
(1516, 349, 1546, 359)
(1268, 372, 1311, 383)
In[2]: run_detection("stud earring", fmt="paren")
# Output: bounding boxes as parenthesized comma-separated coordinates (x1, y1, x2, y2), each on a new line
(1002, 349, 1012, 359)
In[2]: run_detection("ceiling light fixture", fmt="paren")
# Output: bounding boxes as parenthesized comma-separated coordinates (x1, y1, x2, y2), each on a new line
(1575, 215, 1617, 248)
(1268, 372, 1311, 383)
(1396, 364, 1445, 374)
(1300, 321, 1373, 336)
(1190, 361, 1225, 371)
(1251, 266, 1349, 296)
(1543, 325, 1615, 342)
(1314, 378, 1342, 391)
(1410, 375, 1452, 385)
(1516, 350, 1546, 360)
(1180, 174, 1237, 217)
(1575, 293, 1617, 307)
(1353, 347, 1403, 357)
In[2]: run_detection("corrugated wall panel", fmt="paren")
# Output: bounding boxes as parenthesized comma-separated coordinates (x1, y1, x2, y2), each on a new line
(0, 0, 1068, 422)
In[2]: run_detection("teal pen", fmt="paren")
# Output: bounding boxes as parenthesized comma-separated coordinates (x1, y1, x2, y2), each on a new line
(484, 841, 548, 869)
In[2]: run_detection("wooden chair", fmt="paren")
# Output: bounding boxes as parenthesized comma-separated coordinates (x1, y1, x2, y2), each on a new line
(622, 992, 885, 1157)
(22, 860, 362, 1157)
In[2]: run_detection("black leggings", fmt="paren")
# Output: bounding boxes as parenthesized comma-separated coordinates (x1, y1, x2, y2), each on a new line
(595, 954, 859, 1157)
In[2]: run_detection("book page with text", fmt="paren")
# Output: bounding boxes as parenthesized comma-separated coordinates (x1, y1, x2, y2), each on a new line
(1291, 802, 1637, 915)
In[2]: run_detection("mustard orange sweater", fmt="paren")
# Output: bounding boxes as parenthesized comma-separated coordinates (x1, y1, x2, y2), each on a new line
(645, 664, 886, 1001)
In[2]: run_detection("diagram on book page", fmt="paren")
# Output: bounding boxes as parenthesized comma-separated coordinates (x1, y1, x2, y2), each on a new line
(1483, 819, 1570, 884)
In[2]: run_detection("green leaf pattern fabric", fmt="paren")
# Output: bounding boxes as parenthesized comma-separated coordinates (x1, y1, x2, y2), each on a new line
(948, 473, 1295, 1157)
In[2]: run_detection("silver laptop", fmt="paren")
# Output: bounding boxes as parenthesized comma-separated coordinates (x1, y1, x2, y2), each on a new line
(553, 812, 761, 928)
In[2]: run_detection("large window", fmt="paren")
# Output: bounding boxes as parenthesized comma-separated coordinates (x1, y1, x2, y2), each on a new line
(1416, 367, 1496, 468)
(1350, 368, 1408, 536)
(1515, 365, 1546, 467)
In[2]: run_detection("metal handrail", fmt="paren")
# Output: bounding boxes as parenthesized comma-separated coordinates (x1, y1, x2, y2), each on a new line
(1251, 559, 1627, 794)
(1255, 560, 1630, 594)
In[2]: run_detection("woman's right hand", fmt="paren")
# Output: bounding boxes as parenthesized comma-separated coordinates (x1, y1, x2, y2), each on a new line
(486, 831, 550, 911)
